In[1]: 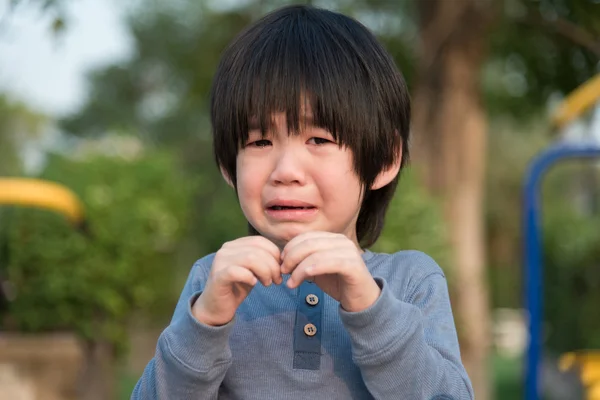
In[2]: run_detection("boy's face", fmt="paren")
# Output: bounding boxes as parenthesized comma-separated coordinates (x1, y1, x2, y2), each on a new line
(232, 112, 364, 249)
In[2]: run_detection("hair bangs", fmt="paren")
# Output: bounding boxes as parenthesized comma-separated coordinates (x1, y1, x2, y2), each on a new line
(213, 6, 386, 159)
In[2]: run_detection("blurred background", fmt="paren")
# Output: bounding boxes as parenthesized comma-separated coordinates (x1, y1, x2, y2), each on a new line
(0, 0, 599, 399)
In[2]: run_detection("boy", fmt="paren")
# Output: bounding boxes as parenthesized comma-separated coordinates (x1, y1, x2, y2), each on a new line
(133, 5, 473, 399)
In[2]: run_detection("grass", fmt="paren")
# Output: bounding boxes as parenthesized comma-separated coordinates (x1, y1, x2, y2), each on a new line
(118, 369, 139, 400)
(494, 354, 523, 399)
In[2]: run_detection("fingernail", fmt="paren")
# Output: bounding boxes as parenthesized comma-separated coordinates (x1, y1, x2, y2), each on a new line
(286, 279, 294, 288)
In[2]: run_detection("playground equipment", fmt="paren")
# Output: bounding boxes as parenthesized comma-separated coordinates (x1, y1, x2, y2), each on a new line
(0, 178, 85, 226)
(524, 73, 600, 400)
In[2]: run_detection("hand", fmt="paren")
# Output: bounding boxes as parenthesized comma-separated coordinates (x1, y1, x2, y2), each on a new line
(193, 236, 282, 326)
(280, 232, 380, 313)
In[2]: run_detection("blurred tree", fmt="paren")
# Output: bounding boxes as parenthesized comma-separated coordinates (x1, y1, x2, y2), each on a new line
(411, 2, 493, 395)
(374, 168, 450, 273)
(58, 0, 599, 398)
(2, 147, 197, 399)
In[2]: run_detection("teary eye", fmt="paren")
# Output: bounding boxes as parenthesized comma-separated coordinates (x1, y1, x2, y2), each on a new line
(308, 137, 332, 145)
(248, 139, 272, 148)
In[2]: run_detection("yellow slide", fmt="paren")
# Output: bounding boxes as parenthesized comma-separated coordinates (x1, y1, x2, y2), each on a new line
(0, 178, 85, 225)
(552, 72, 600, 128)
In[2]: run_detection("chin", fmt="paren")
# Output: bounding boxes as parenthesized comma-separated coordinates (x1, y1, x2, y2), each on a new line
(259, 224, 315, 246)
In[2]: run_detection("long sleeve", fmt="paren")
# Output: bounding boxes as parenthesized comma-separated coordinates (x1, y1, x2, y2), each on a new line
(339, 261, 474, 399)
(131, 257, 233, 399)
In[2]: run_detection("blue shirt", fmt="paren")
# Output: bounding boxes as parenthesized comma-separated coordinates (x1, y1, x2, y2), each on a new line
(132, 249, 473, 399)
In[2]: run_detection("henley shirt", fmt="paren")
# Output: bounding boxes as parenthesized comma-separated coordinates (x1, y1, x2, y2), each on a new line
(132, 249, 474, 399)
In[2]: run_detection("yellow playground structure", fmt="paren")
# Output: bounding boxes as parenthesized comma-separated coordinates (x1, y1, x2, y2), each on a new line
(0, 178, 86, 226)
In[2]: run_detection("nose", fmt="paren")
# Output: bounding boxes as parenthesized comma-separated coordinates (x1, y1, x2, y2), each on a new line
(269, 144, 306, 186)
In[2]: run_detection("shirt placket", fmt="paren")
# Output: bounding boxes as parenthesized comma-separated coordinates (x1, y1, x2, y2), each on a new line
(293, 281, 324, 370)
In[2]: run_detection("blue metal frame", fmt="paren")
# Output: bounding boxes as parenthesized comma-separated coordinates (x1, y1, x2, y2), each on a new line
(524, 141, 600, 400)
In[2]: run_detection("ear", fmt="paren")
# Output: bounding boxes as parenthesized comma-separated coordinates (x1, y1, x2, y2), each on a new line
(220, 166, 235, 188)
(371, 145, 402, 191)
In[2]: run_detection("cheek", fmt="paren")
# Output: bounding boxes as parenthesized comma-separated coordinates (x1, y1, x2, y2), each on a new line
(314, 150, 360, 198)
(317, 165, 363, 206)
(236, 157, 266, 205)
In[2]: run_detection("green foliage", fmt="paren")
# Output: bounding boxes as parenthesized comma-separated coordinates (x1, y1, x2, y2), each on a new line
(187, 156, 248, 255)
(1, 147, 196, 355)
(541, 162, 600, 352)
(485, 118, 600, 352)
(374, 168, 451, 274)
(485, 0, 599, 119)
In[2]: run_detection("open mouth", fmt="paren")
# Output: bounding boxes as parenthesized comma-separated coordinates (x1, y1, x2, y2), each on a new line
(268, 206, 316, 210)
(265, 200, 318, 220)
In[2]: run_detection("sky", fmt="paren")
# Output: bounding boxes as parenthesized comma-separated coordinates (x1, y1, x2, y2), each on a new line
(0, 0, 245, 172)
(0, 0, 133, 117)
(0, 0, 250, 117)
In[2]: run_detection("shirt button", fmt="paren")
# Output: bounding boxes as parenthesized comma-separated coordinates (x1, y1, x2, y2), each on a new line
(305, 294, 319, 306)
(304, 323, 317, 337)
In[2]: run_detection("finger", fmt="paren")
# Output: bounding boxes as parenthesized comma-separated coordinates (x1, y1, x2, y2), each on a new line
(251, 246, 284, 285)
(235, 246, 282, 286)
(282, 231, 338, 258)
(233, 235, 281, 261)
(219, 239, 282, 284)
(218, 265, 259, 287)
(281, 235, 342, 274)
(286, 250, 349, 289)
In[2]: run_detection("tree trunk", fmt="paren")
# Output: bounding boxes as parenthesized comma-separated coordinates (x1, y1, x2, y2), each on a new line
(412, 1, 492, 399)
(78, 339, 115, 400)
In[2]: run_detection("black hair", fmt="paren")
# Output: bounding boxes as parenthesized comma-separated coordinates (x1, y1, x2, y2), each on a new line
(210, 4, 410, 247)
